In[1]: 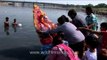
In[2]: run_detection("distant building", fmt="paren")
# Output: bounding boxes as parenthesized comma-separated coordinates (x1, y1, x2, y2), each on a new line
(0, 1, 83, 11)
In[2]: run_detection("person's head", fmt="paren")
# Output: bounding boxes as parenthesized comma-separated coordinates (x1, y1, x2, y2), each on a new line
(14, 19, 16, 23)
(85, 35, 99, 49)
(62, 16, 69, 22)
(68, 9, 77, 19)
(5, 17, 9, 21)
(85, 7, 93, 15)
(100, 22, 107, 31)
(57, 31, 65, 39)
(57, 15, 67, 25)
(52, 34, 63, 46)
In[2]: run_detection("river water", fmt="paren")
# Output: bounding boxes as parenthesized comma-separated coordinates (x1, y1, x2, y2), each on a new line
(0, 6, 106, 60)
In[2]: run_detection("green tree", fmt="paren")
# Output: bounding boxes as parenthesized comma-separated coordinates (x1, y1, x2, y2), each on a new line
(95, 3, 107, 8)
(82, 4, 93, 8)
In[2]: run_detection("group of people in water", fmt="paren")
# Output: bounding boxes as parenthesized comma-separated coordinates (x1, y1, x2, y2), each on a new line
(4, 17, 18, 35)
(37, 6, 107, 60)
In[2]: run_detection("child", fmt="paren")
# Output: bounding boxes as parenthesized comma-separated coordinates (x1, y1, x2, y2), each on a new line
(79, 22, 107, 59)
(82, 35, 99, 60)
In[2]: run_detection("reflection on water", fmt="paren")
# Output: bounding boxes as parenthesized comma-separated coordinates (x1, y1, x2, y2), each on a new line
(12, 26, 17, 32)
(4, 27, 10, 35)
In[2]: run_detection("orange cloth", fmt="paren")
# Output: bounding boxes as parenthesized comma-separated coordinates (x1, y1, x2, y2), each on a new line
(33, 5, 56, 32)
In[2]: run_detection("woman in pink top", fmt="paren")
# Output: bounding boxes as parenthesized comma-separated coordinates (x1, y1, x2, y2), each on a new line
(45, 34, 79, 60)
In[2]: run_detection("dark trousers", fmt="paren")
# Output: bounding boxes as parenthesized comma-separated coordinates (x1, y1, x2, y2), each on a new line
(69, 41, 85, 59)
(98, 54, 107, 60)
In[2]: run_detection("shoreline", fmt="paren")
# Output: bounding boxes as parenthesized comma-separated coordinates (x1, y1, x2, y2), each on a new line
(0, 2, 107, 16)
(93, 8, 107, 16)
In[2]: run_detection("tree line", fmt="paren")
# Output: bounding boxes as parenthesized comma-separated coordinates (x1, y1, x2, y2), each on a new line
(83, 3, 107, 8)
(67, 3, 107, 8)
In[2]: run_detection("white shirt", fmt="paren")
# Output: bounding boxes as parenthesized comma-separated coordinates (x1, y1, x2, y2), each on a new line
(84, 48, 97, 60)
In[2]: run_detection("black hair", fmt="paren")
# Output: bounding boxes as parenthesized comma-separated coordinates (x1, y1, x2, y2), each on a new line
(100, 22, 107, 30)
(57, 31, 65, 39)
(68, 9, 77, 19)
(6, 17, 9, 21)
(52, 34, 63, 46)
(14, 18, 16, 20)
(86, 6, 93, 13)
(14, 19, 16, 22)
(40, 33, 50, 38)
(85, 35, 99, 49)
(6, 17, 9, 19)
(57, 15, 68, 25)
(61, 15, 69, 22)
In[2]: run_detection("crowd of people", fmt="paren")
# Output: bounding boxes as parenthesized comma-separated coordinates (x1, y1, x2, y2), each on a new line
(37, 6, 107, 60)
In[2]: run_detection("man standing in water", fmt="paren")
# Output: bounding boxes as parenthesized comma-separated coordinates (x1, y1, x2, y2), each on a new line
(12, 19, 17, 27)
(4, 17, 10, 35)
(12, 19, 17, 32)
(4, 17, 9, 28)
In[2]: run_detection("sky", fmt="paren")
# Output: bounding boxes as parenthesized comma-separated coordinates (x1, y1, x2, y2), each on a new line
(1, 0, 107, 5)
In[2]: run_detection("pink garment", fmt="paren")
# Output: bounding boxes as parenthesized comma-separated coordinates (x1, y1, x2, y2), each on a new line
(46, 44, 79, 60)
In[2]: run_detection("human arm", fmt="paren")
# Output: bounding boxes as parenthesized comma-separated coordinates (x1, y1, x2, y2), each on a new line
(85, 14, 98, 30)
(36, 26, 61, 36)
(78, 27, 102, 35)
(44, 26, 61, 34)
(87, 23, 95, 28)
(100, 48, 107, 57)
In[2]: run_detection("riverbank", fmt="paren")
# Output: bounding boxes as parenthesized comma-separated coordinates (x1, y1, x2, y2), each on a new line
(0, 1, 107, 16)
(93, 8, 107, 16)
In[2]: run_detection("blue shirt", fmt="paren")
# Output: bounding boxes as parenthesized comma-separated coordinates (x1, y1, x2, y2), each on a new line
(85, 13, 98, 31)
